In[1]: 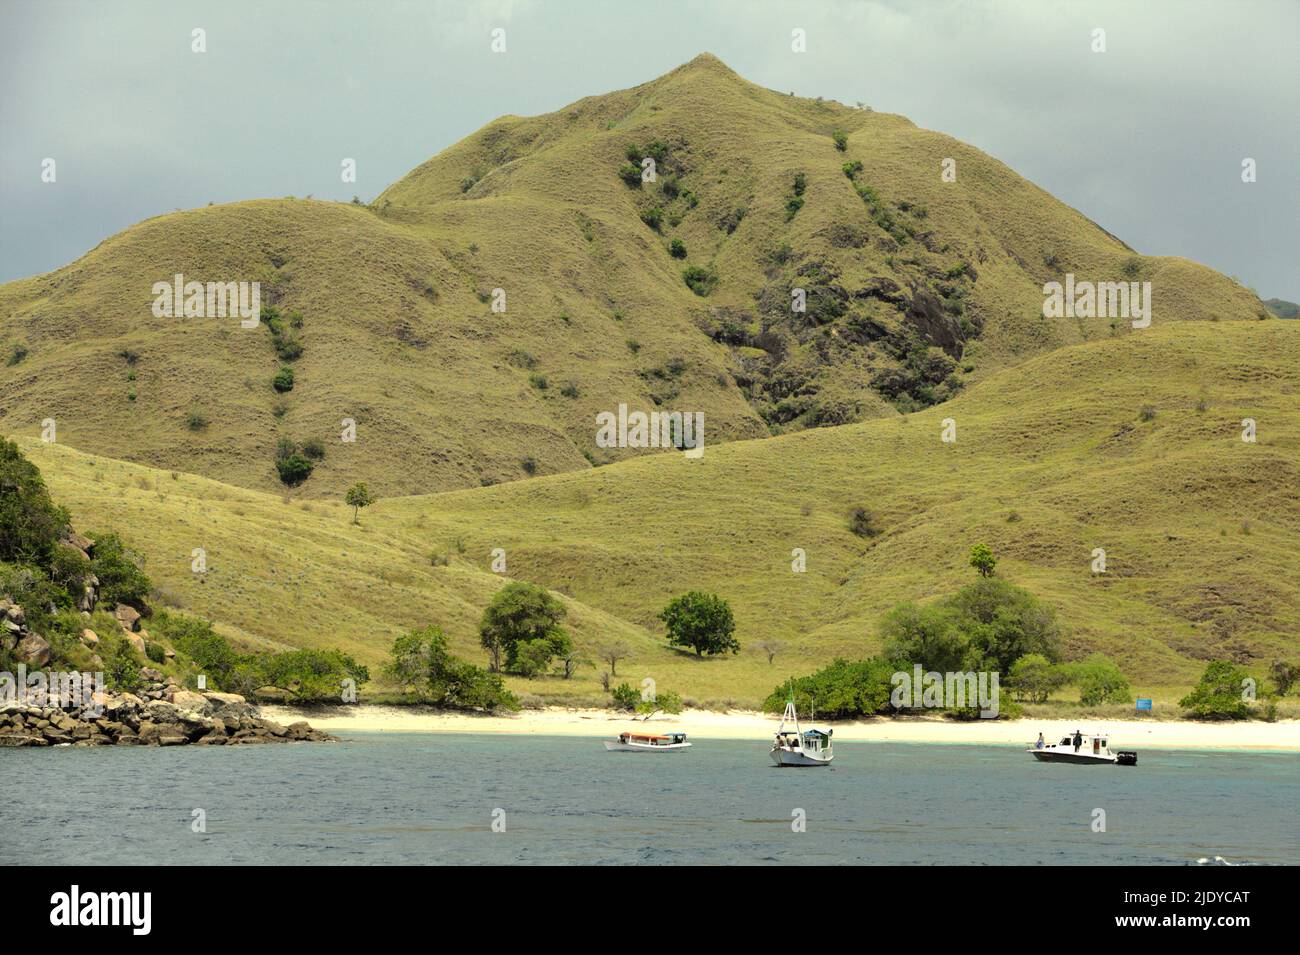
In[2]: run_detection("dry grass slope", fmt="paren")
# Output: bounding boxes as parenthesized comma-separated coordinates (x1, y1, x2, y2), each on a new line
(22, 320, 1299, 707)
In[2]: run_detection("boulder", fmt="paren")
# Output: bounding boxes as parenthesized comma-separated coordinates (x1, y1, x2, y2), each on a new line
(140, 667, 164, 682)
(4, 603, 25, 626)
(70, 532, 94, 552)
(124, 632, 147, 656)
(80, 629, 99, 647)
(114, 604, 141, 632)
(57, 540, 90, 563)
(170, 690, 209, 713)
(16, 633, 51, 667)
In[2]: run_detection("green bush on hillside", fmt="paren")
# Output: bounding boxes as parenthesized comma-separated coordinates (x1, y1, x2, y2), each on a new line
(682, 265, 718, 296)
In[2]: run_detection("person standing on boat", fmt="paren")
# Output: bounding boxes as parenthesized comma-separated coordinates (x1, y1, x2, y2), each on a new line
(1035, 733, 1045, 749)
(1073, 729, 1083, 751)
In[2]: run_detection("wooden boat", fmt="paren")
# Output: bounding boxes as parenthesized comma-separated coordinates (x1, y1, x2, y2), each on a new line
(604, 731, 691, 752)
(770, 698, 833, 766)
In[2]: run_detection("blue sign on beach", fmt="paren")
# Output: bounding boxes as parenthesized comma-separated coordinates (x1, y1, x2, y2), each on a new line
(1136, 698, 1152, 712)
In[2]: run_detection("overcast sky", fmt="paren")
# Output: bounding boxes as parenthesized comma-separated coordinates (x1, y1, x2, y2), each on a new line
(2, 0, 1297, 300)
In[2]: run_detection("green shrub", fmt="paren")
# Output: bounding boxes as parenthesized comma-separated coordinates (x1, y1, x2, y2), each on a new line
(274, 336, 303, 362)
(682, 265, 718, 297)
(669, 238, 687, 259)
(640, 206, 664, 231)
(301, 438, 326, 460)
(832, 130, 848, 151)
(1179, 660, 1251, 719)
(611, 682, 640, 711)
(386, 625, 517, 710)
(847, 507, 880, 538)
(618, 164, 642, 187)
(103, 634, 142, 692)
(88, 533, 151, 608)
(275, 453, 313, 486)
(272, 366, 295, 392)
(1068, 653, 1131, 706)
(763, 657, 896, 718)
(529, 373, 548, 390)
(185, 408, 209, 431)
(145, 641, 167, 664)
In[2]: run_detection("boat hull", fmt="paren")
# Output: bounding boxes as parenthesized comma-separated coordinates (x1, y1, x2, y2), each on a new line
(604, 741, 692, 752)
(1030, 750, 1115, 764)
(770, 748, 832, 767)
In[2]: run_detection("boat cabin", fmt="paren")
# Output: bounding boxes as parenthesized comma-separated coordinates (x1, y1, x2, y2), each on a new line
(774, 728, 832, 753)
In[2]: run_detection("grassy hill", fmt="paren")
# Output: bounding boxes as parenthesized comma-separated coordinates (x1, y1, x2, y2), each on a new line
(1, 54, 1264, 501)
(22, 320, 1299, 707)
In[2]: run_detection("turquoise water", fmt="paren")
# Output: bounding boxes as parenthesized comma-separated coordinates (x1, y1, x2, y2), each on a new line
(2, 734, 1296, 865)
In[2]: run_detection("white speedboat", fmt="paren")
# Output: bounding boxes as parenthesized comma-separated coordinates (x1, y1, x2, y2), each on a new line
(770, 698, 833, 766)
(604, 731, 691, 752)
(1029, 732, 1137, 765)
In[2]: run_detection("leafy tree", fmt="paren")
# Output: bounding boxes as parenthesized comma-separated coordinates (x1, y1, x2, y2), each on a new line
(1007, 653, 1066, 703)
(1179, 660, 1251, 719)
(1069, 653, 1131, 706)
(0, 438, 69, 566)
(948, 577, 1062, 673)
(879, 602, 967, 673)
(659, 591, 739, 657)
(88, 533, 151, 609)
(478, 581, 569, 673)
(345, 482, 374, 524)
(969, 542, 997, 578)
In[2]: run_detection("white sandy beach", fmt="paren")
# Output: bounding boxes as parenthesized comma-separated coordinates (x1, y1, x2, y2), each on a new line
(260, 705, 1300, 751)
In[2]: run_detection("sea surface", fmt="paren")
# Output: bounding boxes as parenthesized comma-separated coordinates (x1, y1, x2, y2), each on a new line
(3, 734, 1296, 865)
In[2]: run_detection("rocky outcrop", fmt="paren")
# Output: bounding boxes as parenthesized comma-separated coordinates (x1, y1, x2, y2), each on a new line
(0, 677, 336, 748)
(0, 590, 334, 747)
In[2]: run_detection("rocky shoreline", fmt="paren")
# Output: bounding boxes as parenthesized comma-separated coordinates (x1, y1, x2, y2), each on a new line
(0, 670, 336, 747)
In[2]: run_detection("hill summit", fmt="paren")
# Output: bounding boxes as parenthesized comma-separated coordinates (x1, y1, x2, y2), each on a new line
(0, 55, 1265, 497)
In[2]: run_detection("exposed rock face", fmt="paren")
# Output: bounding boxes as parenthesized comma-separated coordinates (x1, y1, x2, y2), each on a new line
(0, 589, 334, 748)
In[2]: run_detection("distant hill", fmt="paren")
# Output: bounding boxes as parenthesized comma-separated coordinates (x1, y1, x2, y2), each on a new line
(0, 54, 1265, 498)
(1264, 298, 1299, 319)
